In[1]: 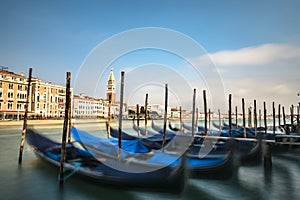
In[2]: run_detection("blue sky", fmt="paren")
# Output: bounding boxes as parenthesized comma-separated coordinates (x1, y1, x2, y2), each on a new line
(1, 0, 300, 113)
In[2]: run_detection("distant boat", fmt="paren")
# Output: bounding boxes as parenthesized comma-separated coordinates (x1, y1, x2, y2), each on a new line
(26, 128, 186, 193)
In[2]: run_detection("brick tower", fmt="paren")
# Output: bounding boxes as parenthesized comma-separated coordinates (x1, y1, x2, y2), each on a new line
(106, 69, 116, 103)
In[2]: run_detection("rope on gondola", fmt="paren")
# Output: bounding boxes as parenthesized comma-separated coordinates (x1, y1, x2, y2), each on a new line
(58, 162, 81, 181)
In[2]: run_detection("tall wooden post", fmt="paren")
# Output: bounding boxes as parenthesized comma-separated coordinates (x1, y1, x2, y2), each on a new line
(248, 106, 252, 128)
(291, 105, 294, 126)
(192, 89, 196, 137)
(67, 90, 72, 143)
(208, 108, 211, 130)
(203, 90, 207, 135)
(59, 72, 71, 186)
(264, 102, 267, 135)
(235, 106, 238, 128)
(290, 105, 294, 132)
(195, 108, 199, 132)
(278, 104, 281, 127)
(228, 94, 232, 137)
(145, 93, 148, 136)
(297, 105, 300, 127)
(179, 106, 183, 131)
(283, 106, 286, 132)
(254, 100, 257, 134)
(162, 84, 168, 150)
(118, 71, 125, 154)
(259, 109, 262, 127)
(218, 109, 222, 131)
(272, 102, 276, 134)
(136, 104, 140, 137)
(18, 68, 32, 164)
(242, 98, 246, 137)
(107, 99, 112, 138)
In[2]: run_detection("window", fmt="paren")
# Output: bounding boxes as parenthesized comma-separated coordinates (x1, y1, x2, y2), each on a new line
(37, 103, 39, 109)
(0, 82, 2, 88)
(18, 85, 22, 90)
(9, 83, 13, 89)
(8, 103, 13, 110)
(8, 92, 13, 98)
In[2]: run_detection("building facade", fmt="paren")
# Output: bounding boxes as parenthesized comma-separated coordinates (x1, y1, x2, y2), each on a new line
(0, 67, 71, 120)
(73, 93, 108, 119)
(30, 77, 72, 119)
(0, 67, 28, 120)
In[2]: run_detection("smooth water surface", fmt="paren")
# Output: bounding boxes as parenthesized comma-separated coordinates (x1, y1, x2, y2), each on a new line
(0, 121, 299, 200)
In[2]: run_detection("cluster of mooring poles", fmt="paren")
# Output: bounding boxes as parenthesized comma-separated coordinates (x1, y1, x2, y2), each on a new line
(18, 68, 300, 186)
(18, 69, 73, 187)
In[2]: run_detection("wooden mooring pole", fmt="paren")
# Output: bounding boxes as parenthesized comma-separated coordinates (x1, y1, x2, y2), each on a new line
(228, 94, 232, 137)
(195, 108, 199, 132)
(208, 108, 211, 130)
(107, 99, 112, 138)
(67, 89, 72, 143)
(162, 84, 168, 150)
(192, 89, 196, 137)
(259, 109, 262, 127)
(254, 100, 257, 134)
(291, 105, 294, 129)
(263, 102, 272, 169)
(264, 102, 267, 135)
(278, 104, 281, 127)
(145, 93, 148, 136)
(218, 109, 222, 132)
(59, 72, 71, 186)
(283, 106, 287, 132)
(273, 102, 276, 134)
(136, 104, 140, 137)
(18, 67, 32, 164)
(248, 106, 252, 128)
(179, 106, 183, 131)
(203, 90, 207, 135)
(118, 71, 125, 155)
(242, 98, 246, 137)
(235, 106, 238, 128)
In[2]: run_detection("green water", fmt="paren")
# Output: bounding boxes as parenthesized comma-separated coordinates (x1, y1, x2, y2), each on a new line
(0, 121, 299, 200)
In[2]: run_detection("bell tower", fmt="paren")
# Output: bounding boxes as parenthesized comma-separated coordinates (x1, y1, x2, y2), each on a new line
(106, 69, 116, 103)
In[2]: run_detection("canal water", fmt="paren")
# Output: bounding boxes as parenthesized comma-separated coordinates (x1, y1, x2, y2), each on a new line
(0, 121, 299, 200)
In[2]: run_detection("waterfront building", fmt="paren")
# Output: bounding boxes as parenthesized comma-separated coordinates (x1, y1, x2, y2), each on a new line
(73, 93, 108, 119)
(0, 67, 28, 120)
(0, 67, 72, 120)
(30, 77, 73, 119)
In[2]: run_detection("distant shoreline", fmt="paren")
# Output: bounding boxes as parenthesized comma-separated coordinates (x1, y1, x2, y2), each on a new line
(0, 119, 108, 127)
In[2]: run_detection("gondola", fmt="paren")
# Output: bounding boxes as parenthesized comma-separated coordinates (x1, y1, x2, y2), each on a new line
(25, 128, 186, 193)
(108, 123, 174, 150)
(106, 125, 235, 179)
(174, 121, 262, 166)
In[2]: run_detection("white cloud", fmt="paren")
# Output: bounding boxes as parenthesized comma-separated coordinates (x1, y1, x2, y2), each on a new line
(208, 43, 300, 66)
(188, 43, 300, 111)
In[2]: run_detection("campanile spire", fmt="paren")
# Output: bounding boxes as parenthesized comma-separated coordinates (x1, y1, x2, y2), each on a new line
(106, 69, 116, 103)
